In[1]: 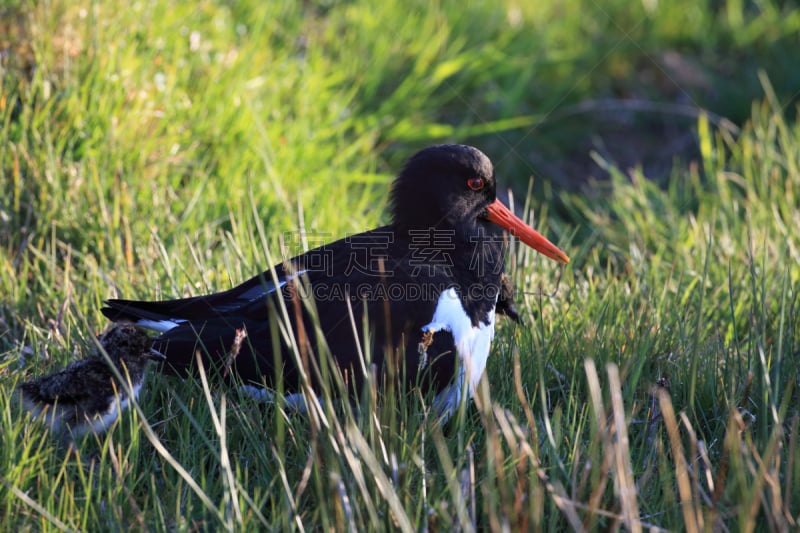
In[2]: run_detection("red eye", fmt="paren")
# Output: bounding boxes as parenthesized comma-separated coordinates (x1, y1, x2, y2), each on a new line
(467, 177, 484, 191)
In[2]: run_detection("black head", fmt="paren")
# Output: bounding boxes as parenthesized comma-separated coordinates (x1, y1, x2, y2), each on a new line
(390, 144, 571, 264)
(390, 145, 497, 233)
(97, 323, 163, 364)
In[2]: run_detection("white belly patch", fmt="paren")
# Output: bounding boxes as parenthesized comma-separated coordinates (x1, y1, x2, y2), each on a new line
(422, 287, 497, 418)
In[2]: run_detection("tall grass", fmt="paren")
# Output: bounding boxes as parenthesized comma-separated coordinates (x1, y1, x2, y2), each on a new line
(1, 0, 799, 530)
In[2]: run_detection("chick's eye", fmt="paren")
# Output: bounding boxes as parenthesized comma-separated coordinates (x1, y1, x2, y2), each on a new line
(467, 177, 485, 191)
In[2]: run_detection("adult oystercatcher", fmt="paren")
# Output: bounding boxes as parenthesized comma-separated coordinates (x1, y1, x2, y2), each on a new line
(102, 145, 569, 416)
(18, 323, 164, 439)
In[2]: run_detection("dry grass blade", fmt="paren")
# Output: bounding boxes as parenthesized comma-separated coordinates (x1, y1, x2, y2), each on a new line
(679, 413, 707, 523)
(743, 419, 786, 532)
(697, 439, 715, 500)
(583, 360, 612, 523)
(784, 415, 798, 525)
(333, 474, 356, 533)
(607, 364, 641, 533)
(222, 327, 247, 379)
(657, 388, 699, 533)
(492, 404, 584, 531)
(458, 445, 476, 531)
(569, 501, 671, 532)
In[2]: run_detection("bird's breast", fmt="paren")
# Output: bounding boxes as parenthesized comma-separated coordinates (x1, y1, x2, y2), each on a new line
(423, 287, 497, 393)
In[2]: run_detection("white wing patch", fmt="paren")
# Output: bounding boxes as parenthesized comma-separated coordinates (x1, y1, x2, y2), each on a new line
(135, 318, 186, 332)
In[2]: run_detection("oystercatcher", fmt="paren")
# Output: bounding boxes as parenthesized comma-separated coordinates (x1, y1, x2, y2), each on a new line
(102, 145, 569, 416)
(18, 323, 165, 439)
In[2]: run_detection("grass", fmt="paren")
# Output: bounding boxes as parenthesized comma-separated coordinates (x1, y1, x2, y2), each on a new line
(1, 0, 799, 530)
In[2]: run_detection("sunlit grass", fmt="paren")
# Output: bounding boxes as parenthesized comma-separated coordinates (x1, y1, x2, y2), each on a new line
(1, 0, 799, 530)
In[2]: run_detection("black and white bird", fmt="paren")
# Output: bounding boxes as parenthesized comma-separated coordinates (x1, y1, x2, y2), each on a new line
(102, 145, 569, 417)
(18, 323, 165, 438)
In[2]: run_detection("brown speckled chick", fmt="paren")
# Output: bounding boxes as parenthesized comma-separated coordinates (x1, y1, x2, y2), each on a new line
(17, 323, 164, 439)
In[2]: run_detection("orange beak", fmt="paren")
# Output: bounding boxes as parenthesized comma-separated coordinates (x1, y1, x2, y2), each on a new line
(485, 199, 570, 264)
